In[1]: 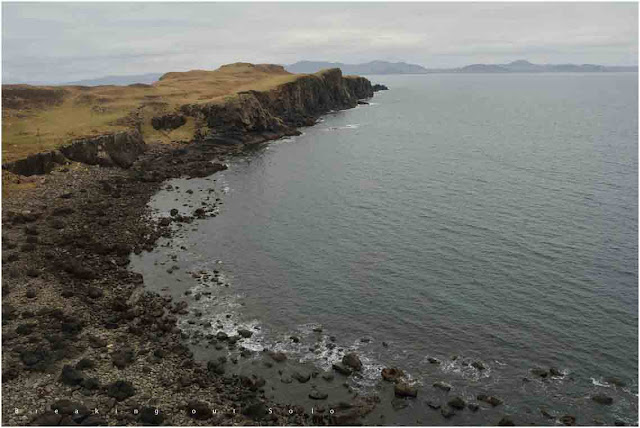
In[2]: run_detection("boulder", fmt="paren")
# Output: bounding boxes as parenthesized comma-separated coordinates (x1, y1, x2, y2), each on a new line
(592, 394, 613, 405)
(477, 394, 503, 407)
(560, 415, 576, 426)
(332, 363, 352, 376)
(237, 328, 253, 338)
(448, 396, 466, 410)
(309, 389, 329, 400)
(187, 401, 212, 420)
(60, 365, 84, 386)
(381, 367, 404, 383)
(394, 382, 418, 398)
(433, 381, 452, 392)
(242, 402, 267, 421)
(498, 416, 516, 426)
(268, 351, 287, 362)
(440, 406, 455, 419)
(107, 380, 136, 401)
(342, 352, 362, 371)
(139, 407, 163, 425)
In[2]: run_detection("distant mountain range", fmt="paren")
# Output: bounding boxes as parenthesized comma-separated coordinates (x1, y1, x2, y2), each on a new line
(286, 60, 429, 75)
(10, 59, 635, 87)
(64, 73, 163, 86)
(286, 59, 638, 75)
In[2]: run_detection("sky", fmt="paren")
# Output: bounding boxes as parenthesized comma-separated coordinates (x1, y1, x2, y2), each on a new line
(2, 2, 638, 84)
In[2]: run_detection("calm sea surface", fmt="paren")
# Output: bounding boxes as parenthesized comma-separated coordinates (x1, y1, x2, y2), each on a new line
(134, 73, 638, 424)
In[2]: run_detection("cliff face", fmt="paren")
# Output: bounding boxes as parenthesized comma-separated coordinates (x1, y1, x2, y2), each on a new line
(4, 68, 373, 176)
(180, 68, 373, 142)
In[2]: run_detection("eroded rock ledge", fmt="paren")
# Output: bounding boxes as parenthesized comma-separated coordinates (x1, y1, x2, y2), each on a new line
(3, 131, 145, 176)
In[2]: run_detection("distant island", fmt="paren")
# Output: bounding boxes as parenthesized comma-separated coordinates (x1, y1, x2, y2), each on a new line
(286, 59, 638, 75)
(14, 59, 636, 87)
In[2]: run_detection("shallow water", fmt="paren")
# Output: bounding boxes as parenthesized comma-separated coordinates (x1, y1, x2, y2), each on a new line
(133, 73, 638, 425)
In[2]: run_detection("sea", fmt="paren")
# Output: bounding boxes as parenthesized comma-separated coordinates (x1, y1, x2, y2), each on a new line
(132, 72, 638, 425)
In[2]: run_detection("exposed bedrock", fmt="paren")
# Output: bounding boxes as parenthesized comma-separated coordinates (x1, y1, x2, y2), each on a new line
(181, 68, 373, 142)
(3, 131, 146, 176)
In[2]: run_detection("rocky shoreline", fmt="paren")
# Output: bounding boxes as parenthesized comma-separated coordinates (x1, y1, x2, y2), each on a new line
(1, 70, 383, 426)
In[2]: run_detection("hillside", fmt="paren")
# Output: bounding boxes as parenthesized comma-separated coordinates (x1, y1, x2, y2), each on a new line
(1, 63, 299, 163)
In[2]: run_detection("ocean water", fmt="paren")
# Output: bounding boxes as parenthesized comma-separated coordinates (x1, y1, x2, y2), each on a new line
(133, 73, 638, 424)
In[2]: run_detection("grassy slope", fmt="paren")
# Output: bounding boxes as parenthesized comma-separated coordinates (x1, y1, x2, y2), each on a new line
(2, 63, 299, 163)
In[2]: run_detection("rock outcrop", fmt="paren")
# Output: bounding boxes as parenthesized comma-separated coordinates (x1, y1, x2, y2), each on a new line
(181, 68, 373, 143)
(3, 131, 146, 176)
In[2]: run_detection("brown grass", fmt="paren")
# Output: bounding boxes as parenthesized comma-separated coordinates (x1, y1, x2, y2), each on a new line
(2, 63, 300, 163)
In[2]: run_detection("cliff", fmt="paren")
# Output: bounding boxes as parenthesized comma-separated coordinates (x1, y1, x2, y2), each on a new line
(3, 65, 373, 176)
(180, 68, 373, 143)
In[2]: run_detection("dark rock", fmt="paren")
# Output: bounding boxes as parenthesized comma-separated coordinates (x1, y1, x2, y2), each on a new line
(187, 401, 212, 420)
(549, 367, 564, 377)
(107, 380, 136, 401)
(592, 394, 613, 405)
(20, 349, 49, 367)
(88, 335, 107, 348)
(372, 84, 389, 91)
(394, 382, 418, 398)
(477, 394, 503, 407)
(87, 287, 104, 299)
(242, 402, 267, 421)
(391, 398, 410, 410)
(530, 367, 549, 378)
(309, 389, 329, 400)
(332, 362, 352, 376)
(75, 358, 95, 370)
(60, 364, 84, 385)
(215, 331, 228, 341)
(342, 352, 362, 371)
(427, 357, 441, 364)
(498, 416, 516, 426)
(152, 114, 186, 131)
(441, 406, 455, 419)
(471, 360, 486, 370)
(381, 367, 404, 383)
(322, 372, 335, 381)
(448, 396, 466, 410)
(560, 415, 576, 426)
(80, 415, 107, 425)
(603, 376, 627, 387)
(81, 377, 100, 390)
(31, 411, 63, 426)
(112, 349, 135, 369)
(26, 289, 37, 299)
(292, 371, 311, 383)
(139, 407, 164, 425)
(433, 381, 452, 392)
(237, 328, 253, 338)
(426, 400, 441, 409)
(268, 351, 287, 362)
(468, 403, 480, 412)
(16, 323, 36, 335)
(290, 335, 300, 343)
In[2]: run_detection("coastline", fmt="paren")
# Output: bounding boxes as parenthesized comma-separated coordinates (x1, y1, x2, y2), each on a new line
(1, 70, 380, 425)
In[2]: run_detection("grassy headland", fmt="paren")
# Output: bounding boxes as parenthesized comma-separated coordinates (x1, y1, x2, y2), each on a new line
(2, 63, 298, 163)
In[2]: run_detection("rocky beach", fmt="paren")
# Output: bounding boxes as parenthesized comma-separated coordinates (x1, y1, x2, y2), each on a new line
(1, 66, 385, 425)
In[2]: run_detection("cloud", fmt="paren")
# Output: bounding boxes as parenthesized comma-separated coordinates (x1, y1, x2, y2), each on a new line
(2, 2, 637, 83)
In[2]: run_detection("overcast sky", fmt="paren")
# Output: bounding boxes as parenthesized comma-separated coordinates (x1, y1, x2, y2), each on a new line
(2, 2, 638, 83)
